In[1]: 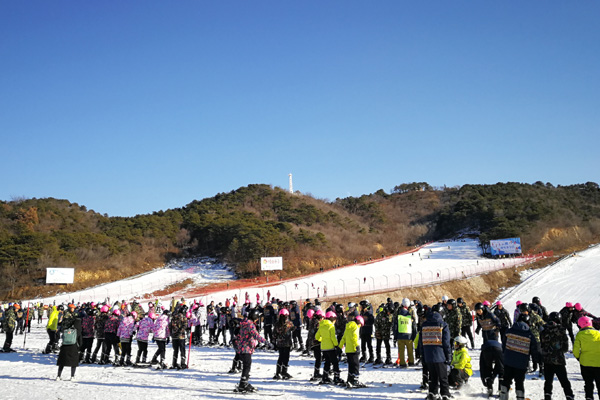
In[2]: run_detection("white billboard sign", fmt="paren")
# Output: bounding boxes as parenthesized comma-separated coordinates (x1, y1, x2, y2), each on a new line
(46, 268, 75, 284)
(261, 257, 283, 271)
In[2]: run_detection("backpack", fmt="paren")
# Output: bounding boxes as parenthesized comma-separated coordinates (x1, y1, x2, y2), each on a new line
(63, 328, 77, 345)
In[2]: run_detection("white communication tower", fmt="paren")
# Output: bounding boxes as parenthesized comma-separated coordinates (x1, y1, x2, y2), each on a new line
(289, 173, 293, 194)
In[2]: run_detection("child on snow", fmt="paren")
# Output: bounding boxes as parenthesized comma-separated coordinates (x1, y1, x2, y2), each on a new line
(449, 336, 472, 389)
(339, 311, 366, 388)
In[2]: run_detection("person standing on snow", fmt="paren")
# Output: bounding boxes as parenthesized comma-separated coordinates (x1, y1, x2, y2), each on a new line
(168, 306, 188, 370)
(90, 305, 108, 363)
(491, 301, 512, 346)
(150, 309, 170, 369)
(272, 308, 294, 380)
(559, 302, 576, 344)
(1, 304, 17, 352)
(418, 304, 452, 400)
(316, 310, 344, 385)
(500, 315, 539, 400)
(306, 309, 324, 381)
(480, 338, 504, 397)
(457, 298, 475, 349)
(55, 311, 82, 381)
(394, 298, 416, 367)
(374, 304, 393, 365)
(573, 316, 600, 400)
(445, 299, 462, 348)
(339, 311, 366, 388)
(475, 302, 501, 345)
(234, 310, 271, 393)
(358, 300, 375, 364)
(43, 305, 60, 354)
(540, 312, 574, 400)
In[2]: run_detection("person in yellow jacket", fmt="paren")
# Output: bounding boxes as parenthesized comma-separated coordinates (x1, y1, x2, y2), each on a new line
(449, 336, 472, 389)
(43, 306, 60, 354)
(339, 311, 367, 388)
(315, 310, 342, 385)
(573, 316, 600, 400)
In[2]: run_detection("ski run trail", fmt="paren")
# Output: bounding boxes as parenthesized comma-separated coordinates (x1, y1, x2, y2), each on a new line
(2, 240, 599, 400)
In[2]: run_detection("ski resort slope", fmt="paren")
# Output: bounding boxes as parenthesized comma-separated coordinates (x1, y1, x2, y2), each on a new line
(2, 242, 599, 400)
(498, 244, 600, 315)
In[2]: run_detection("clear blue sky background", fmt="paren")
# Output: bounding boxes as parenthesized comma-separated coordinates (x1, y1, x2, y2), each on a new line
(1, 1, 599, 217)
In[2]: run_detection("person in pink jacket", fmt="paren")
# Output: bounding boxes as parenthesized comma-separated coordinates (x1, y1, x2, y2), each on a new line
(117, 311, 137, 366)
(150, 310, 170, 368)
(135, 312, 156, 364)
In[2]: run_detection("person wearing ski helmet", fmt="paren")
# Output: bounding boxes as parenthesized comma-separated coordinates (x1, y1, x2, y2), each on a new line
(306, 309, 324, 381)
(90, 305, 109, 362)
(474, 302, 501, 344)
(449, 336, 472, 389)
(234, 309, 271, 393)
(572, 303, 597, 327)
(540, 312, 574, 400)
(456, 298, 474, 349)
(150, 309, 170, 369)
(559, 302, 576, 344)
(135, 311, 155, 365)
(316, 310, 343, 385)
(519, 302, 545, 376)
(394, 298, 416, 367)
(531, 296, 549, 322)
(358, 300, 375, 364)
(339, 310, 366, 388)
(418, 303, 452, 400)
(492, 301, 512, 346)
(273, 308, 295, 380)
(573, 316, 600, 400)
(499, 317, 539, 400)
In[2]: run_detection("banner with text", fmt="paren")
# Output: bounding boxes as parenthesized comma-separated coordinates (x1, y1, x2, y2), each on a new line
(46, 268, 75, 284)
(261, 257, 283, 271)
(490, 238, 522, 256)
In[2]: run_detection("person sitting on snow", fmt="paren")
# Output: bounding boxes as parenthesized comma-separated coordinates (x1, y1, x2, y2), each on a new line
(449, 336, 472, 389)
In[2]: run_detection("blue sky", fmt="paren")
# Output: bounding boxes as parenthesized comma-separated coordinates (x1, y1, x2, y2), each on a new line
(1, 1, 598, 217)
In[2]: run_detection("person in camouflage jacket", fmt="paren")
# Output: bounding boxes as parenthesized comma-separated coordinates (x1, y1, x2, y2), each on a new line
(91, 309, 108, 363)
(374, 305, 392, 365)
(169, 307, 188, 369)
(445, 300, 462, 346)
(457, 298, 475, 349)
(2, 305, 17, 352)
(540, 312, 574, 400)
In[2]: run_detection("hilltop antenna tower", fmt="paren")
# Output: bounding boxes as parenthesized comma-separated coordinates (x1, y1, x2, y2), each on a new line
(289, 173, 293, 194)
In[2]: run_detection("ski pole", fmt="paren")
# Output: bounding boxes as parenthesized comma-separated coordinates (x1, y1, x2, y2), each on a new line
(187, 330, 193, 369)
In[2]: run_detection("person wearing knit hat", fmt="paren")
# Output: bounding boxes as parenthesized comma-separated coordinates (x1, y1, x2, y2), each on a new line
(573, 316, 600, 400)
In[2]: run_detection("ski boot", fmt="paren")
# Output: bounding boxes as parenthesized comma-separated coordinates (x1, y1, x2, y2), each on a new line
(319, 372, 332, 385)
(273, 365, 282, 379)
(309, 368, 322, 382)
(281, 365, 292, 380)
(373, 358, 383, 365)
(384, 357, 393, 366)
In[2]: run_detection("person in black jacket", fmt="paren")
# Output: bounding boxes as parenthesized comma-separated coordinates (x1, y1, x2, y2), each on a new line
(263, 302, 275, 345)
(359, 300, 375, 363)
(56, 314, 82, 381)
(418, 305, 452, 400)
(475, 303, 501, 344)
(500, 316, 539, 400)
(491, 301, 512, 345)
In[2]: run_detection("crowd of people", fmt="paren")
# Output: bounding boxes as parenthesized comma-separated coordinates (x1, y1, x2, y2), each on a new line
(1, 294, 599, 398)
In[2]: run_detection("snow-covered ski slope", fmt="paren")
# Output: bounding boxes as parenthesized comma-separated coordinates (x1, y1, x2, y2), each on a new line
(2, 241, 599, 399)
(32, 239, 541, 307)
(498, 243, 600, 314)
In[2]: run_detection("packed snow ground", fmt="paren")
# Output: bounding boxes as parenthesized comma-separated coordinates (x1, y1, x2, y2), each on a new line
(3, 243, 599, 400)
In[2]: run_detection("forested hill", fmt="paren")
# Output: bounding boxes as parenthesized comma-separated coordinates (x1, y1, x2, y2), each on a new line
(2, 181, 600, 300)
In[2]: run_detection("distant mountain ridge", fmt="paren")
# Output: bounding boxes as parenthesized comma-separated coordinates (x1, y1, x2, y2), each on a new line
(1, 181, 599, 300)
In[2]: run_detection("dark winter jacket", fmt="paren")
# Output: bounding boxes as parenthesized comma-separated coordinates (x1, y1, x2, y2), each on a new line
(263, 304, 275, 326)
(306, 317, 320, 350)
(559, 307, 574, 329)
(418, 312, 452, 364)
(94, 313, 108, 339)
(493, 307, 512, 329)
(540, 323, 569, 365)
(104, 315, 120, 334)
(274, 319, 294, 348)
(476, 308, 500, 342)
(502, 321, 539, 370)
(81, 315, 95, 338)
(289, 305, 302, 328)
(169, 313, 187, 339)
(360, 308, 375, 337)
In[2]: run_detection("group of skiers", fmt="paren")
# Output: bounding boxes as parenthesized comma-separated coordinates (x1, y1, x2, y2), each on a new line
(1, 294, 600, 399)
